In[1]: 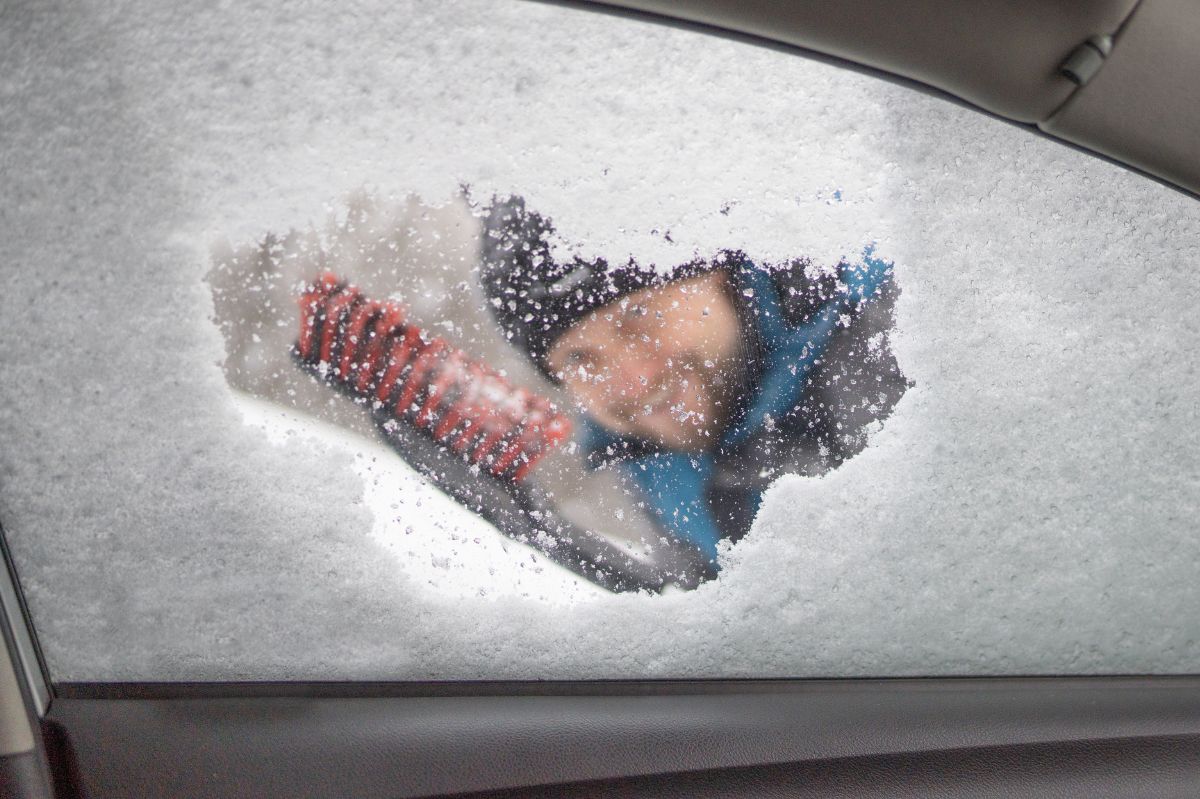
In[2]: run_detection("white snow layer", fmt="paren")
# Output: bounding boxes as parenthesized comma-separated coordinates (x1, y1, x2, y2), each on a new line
(1, 0, 1198, 680)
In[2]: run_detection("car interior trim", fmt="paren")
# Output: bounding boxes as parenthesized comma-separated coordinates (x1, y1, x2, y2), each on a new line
(46, 677, 1200, 799)
(0, 525, 49, 717)
(49, 674, 1200, 700)
(0, 577, 53, 798)
(451, 734, 1200, 798)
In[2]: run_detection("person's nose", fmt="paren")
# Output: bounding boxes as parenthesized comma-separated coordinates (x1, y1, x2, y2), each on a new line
(605, 343, 665, 400)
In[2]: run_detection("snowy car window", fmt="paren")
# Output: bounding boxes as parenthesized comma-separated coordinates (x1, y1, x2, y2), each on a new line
(2, 1, 1199, 682)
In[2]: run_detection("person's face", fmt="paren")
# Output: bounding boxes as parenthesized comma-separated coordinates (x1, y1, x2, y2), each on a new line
(545, 270, 743, 452)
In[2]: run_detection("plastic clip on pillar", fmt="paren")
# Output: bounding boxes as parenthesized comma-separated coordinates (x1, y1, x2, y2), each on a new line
(1060, 35, 1113, 86)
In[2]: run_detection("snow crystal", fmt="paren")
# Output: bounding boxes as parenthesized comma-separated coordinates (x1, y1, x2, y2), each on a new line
(1, 0, 1198, 681)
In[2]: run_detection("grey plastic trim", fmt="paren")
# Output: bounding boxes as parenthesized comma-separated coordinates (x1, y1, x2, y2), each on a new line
(1060, 35, 1113, 85)
(0, 530, 48, 717)
(47, 677, 1200, 799)
(46, 674, 1200, 700)
(457, 735, 1200, 798)
(0, 567, 53, 798)
(0, 639, 34, 755)
(0, 752, 55, 799)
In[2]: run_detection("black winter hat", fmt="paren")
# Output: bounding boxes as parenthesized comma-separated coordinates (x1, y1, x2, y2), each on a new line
(479, 195, 720, 382)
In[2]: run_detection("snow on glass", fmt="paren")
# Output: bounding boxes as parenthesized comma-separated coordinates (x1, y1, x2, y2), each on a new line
(0, 0, 1198, 681)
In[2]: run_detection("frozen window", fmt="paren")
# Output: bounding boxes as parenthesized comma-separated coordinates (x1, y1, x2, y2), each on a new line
(1, 0, 1198, 681)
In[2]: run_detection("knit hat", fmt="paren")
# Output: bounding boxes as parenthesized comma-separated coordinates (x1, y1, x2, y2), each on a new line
(479, 195, 720, 381)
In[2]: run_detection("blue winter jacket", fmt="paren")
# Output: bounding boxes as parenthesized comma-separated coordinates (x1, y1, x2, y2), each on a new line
(580, 250, 907, 566)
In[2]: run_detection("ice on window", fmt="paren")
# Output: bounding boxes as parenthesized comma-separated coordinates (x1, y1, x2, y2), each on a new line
(0, 0, 1198, 681)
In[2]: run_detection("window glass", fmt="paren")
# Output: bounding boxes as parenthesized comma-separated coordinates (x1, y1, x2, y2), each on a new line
(1, 0, 1198, 681)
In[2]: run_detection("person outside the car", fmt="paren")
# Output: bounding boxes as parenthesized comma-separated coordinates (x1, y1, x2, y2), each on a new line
(479, 196, 909, 567)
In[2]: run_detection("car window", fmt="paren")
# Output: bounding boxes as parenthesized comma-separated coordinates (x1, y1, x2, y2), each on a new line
(1, 0, 1198, 682)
